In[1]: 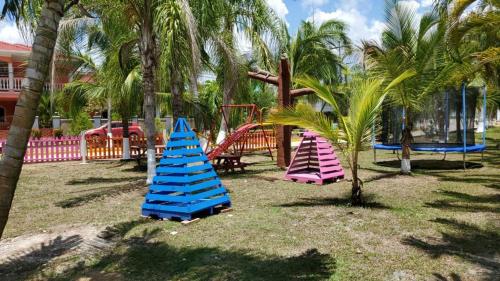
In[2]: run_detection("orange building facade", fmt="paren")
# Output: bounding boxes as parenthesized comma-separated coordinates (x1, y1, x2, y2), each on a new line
(0, 41, 70, 130)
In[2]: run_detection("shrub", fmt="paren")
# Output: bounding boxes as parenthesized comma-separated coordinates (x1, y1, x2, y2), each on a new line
(69, 112, 93, 135)
(155, 117, 165, 134)
(53, 129, 64, 139)
(31, 129, 42, 139)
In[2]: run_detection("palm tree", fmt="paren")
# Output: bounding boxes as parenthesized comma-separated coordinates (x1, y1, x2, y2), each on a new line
(362, 0, 446, 174)
(0, 0, 80, 239)
(436, 0, 499, 109)
(286, 20, 352, 86)
(156, 0, 200, 123)
(269, 77, 389, 205)
(192, 0, 282, 143)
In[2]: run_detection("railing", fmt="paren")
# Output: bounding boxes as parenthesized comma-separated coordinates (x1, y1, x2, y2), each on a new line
(85, 135, 164, 160)
(0, 136, 81, 163)
(0, 77, 65, 91)
(0, 78, 9, 90)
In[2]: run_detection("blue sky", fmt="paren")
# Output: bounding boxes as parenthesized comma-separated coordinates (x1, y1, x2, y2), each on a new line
(0, 0, 434, 45)
(268, 0, 434, 42)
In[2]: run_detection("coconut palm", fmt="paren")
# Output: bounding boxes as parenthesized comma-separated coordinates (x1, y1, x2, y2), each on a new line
(269, 77, 389, 205)
(0, 0, 80, 239)
(435, 0, 500, 110)
(191, 0, 283, 143)
(155, 0, 200, 123)
(362, 0, 447, 174)
(286, 20, 352, 86)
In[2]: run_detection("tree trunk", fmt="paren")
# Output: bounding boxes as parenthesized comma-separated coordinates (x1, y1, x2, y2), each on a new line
(122, 116, 130, 160)
(139, 0, 157, 184)
(351, 152, 363, 205)
(0, 0, 65, 239)
(216, 69, 237, 144)
(401, 111, 413, 174)
(170, 65, 183, 123)
(107, 96, 112, 137)
(189, 73, 198, 98)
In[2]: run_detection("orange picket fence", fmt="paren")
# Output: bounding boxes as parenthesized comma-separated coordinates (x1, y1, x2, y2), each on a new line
(85, 135, 164, 160)
(242, 129, 276, 152)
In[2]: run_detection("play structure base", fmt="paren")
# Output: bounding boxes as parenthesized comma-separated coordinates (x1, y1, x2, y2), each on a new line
(285, 169, 344, 184)
(142, 201, 232, 221)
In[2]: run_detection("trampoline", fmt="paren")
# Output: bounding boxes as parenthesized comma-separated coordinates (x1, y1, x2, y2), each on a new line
(373, 83, 488, 168)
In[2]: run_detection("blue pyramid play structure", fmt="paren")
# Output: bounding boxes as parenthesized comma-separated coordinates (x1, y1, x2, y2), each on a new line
(141, 118, 231, 221)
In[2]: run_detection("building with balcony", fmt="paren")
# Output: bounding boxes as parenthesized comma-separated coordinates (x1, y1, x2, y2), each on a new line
(0, 41, 70, 130)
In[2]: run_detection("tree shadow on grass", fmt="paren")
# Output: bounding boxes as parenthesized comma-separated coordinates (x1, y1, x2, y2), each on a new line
(424, 189, 500, 213)
(56, 180, 146, 208)
(67, 176, 144, 185)
(432, 272, 462, 281)
(376, 160, 483, 170)
(277, 194, 391, 209)
(51, 222, 336, 281)
(0, 235, 82, 281)
(402, 218, 499, 281)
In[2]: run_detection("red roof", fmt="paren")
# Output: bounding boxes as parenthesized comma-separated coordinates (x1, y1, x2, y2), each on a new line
(0, 41, 31, 52)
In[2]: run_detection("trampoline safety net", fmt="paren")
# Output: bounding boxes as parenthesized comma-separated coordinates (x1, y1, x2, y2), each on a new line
(378, 87, 480, 148)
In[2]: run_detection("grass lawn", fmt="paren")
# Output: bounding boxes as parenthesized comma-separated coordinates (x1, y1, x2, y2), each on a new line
(0, 128, 498, 281)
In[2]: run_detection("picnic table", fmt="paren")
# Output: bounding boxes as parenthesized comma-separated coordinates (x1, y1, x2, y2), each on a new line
(212, 153, 247, 173)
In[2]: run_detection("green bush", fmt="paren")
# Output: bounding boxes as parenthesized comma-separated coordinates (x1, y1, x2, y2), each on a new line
(31, 129, 42, 139)
(155, 117, 165, 134)
(69, 112, 93, 136)
(53, 129, 64, 139)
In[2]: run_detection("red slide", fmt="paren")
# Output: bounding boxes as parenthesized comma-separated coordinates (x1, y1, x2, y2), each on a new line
(207, 123, 260, 160)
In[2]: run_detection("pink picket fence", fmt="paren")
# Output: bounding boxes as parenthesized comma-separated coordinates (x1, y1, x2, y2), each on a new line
(0, 136, 81, 163)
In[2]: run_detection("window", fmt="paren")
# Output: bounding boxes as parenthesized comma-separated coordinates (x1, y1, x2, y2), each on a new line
(0, 62, 8, 78)
(0, 107, 5, 122)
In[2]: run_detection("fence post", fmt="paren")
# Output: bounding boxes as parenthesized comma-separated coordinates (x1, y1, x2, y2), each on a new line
(33, 116, 39, 129)
(93, 115, 101, 128)
(52, 113, 61, 129)
(80, 131, 87, 164)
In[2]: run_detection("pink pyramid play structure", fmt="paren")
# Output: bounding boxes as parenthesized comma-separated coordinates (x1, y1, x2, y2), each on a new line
(285, 131, 344, 184)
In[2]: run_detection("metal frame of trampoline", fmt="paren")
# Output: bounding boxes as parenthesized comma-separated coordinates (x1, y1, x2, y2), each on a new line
(372, 84, 488, 169)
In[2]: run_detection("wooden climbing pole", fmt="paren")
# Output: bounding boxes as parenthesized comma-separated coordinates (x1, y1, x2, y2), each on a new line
(248, 55, 315, 168)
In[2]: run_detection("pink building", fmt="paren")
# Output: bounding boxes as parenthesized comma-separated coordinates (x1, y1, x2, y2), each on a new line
(0, 41, 71, 130)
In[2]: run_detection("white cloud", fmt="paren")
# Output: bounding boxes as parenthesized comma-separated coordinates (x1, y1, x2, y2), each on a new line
(308, 8, 386, 44)
(265, 0, 289, 19)
(0, 21, 26, 44)
(301, 0, 328, 8)
(420, 0, 434, 8)
(400, 0, 421, 11)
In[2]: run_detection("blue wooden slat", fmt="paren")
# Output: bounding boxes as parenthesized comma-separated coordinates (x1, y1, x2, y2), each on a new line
(166, 139, 199, 148)
(163, 147, 203, 156)
(143, 195, 230, 213)
(149, 179, 222, 193)
(169, 131, 196, 139)
(159, 155, 207, 165)
(146, 187, 227, 203)
(156, 163, 213, 174)
(153, 170, 217, 184)
(188, 196, 231, 212)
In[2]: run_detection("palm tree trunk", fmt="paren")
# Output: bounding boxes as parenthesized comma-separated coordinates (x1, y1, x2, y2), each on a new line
(216, 70, 237, 144)
(170, 66, 183, 123)
(122, 116, 130, 160)
(0, 0, 65, 239)
(139, 0, 157, 184)
(401, 110, 413, 174)
(189, 73, 198, 98)
(351, 152, 363, 205)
